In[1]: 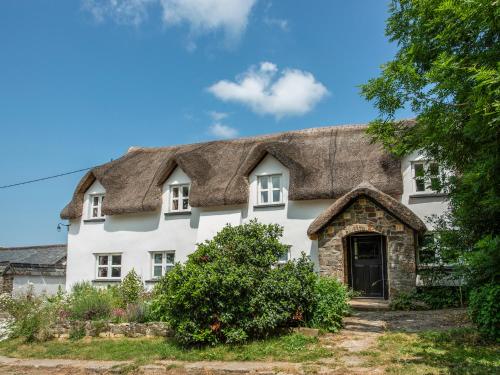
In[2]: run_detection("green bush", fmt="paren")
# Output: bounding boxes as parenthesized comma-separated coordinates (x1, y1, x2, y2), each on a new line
(150, 220, 318, 346)
(390, 287, 466, 311)
(468, 283, 500, 341)
(68, 282, 115, 321)
(117, 269, 144, 307)
(309, 277, 350, 332)
(389, 292, 418, 311)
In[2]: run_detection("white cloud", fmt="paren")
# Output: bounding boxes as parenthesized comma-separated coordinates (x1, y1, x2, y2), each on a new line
(207, 62, 329, 118)
(82, 0, 154, 26)
(161, 0, 257, 42)
(209, 123, 238, 139)
(82, 0, 257, 42)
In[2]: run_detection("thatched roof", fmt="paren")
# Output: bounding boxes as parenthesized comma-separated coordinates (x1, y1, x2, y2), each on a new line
(61, 123, 408, 220)
(307, 182, 427, 237)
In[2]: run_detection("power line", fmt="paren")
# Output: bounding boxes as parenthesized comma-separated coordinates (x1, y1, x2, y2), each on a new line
(0, 167, 93, 189)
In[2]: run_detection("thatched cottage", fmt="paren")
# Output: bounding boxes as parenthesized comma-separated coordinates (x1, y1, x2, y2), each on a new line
(61, 123, 448, 299)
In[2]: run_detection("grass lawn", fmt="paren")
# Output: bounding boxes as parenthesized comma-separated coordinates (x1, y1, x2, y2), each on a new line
(0, 333, 332, 363)
(361, 328, 500, 374)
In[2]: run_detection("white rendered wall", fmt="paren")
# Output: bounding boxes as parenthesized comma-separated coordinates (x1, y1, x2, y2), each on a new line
(12, 275, 66, 296)
(401, 151, 449, 230)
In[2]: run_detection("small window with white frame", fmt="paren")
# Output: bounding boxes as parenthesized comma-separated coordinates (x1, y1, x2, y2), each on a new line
(277, 247, 291, 265)
(90, 194, 105, 218)
(257, 174, 282, 205)
(413, 161, 440, 193)
(170, 184, 190, 212)
(151, 251, 175, 278)
(95, 253, 121, 279)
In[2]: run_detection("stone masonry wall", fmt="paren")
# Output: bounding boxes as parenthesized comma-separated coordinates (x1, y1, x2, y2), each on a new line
(318, 196, 417, 298)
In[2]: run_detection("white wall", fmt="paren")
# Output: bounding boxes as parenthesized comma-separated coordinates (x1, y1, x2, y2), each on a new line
(12, 275, 66, 296)
(401, 151, 449, 230)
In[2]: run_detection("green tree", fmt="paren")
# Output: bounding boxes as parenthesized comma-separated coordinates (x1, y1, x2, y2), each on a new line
(361, 0, 499, 337)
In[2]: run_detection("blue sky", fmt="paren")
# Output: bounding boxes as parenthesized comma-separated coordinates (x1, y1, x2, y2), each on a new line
(0, 0, 410, 246)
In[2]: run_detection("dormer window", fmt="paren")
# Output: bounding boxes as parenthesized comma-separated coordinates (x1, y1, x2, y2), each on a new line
(90, 194, 105, 218)
(257, 175, 282, 205)
(170, 184, 190, 212)
(413, 162, 440, 193)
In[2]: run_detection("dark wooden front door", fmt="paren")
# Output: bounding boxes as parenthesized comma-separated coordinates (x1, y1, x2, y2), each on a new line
(348, 235, 386, 298)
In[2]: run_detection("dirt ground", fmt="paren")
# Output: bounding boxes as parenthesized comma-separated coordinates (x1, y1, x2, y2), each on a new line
(0, 309, 471, 375)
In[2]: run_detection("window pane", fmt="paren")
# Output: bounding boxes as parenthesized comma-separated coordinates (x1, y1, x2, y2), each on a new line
(154, 253, 163, 264)
(98, 267, 108, 278)
(172, 199, 178, 210)
(165, 265, 174, 273)
(98, 255, 108, 265)
(182, 186, 189, 197)
(92, 208, 98, 217)
(416, 179, 426, 192)
(182, 198, 189, 210)
(260, 191, 268, 203)
(272, 190, 280, 202)
(93, 196, 99, 206)
(278, 252, 288, 263)
(172, 187, 179, 198)
(111, 255, 121, 265)
(165, 253, 175, 264)
(259, 176, 268, 190)
(111, 267, 121, 278)
(271, 175, 280, 189)
(414, 163, 424, 178)
(153, 265, 163, 278)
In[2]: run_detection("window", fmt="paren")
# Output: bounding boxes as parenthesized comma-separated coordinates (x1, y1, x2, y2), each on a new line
(277, 248, 291, 265)
(257, 175, 282, 205)
(170, 185, 190, 212)
(90, 194, 105, 218)
(151, 251, 175, 278)
(413, 162, 440, 193)
(96, 254, 121, 279)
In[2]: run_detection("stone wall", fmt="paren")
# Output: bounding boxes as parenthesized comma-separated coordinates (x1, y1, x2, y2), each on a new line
(317, 196, 417, 298)
(51, 321, 173, 339)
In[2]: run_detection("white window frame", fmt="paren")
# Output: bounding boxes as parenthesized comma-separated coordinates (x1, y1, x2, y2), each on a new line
(412, 161, 440, 194)
(277, 247, 291, 265)
(257, 174, 282, 205)
(169, 184, 190, 212)
(95, 253, 122, 280)
(151, 251, 175, 279)
(89, 194, 105, 218)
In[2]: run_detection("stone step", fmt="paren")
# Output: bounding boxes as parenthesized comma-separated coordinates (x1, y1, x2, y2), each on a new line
(349, 298, 390, 311)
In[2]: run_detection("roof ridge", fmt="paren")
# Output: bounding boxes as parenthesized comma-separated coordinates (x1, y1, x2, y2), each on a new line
(1, 244, 67, 250)
(130, 123, 371, 153)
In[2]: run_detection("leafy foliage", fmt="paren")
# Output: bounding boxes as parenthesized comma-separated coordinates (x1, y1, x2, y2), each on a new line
(468, 283, 500, 341)
(360, 0, 499, 337)
(150, 220, 330, 346)
(117, 269, 144, 307)
(0, 288, 64, 343)
(68, 282, 115, 321)
(309, 276, 350, 332)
